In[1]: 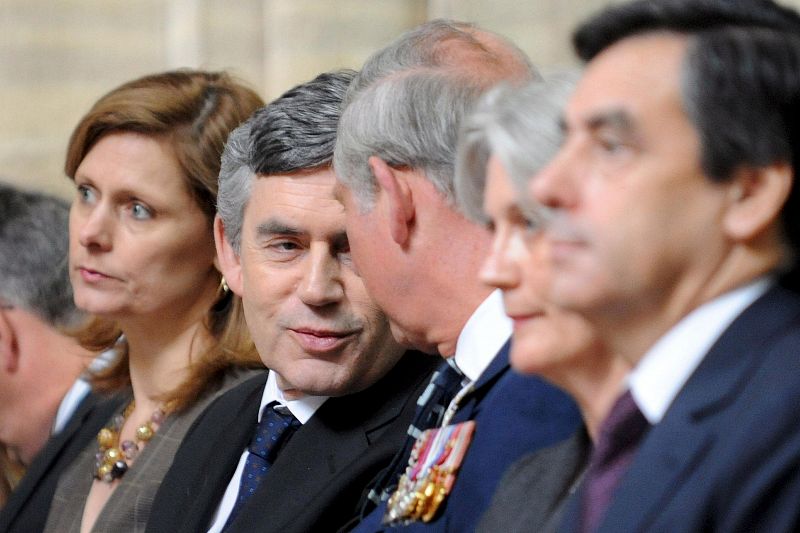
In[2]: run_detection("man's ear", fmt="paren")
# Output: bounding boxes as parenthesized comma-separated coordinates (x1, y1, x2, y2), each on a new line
(369, 156, 415, 246)
(0, 308, 19, 373)
(723, 162, 792, 242)
(213, 215, 244, 296)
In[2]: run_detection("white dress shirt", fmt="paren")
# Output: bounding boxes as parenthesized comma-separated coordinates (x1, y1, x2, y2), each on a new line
(206, 372, 329, 533)
(52, 378, 91, 434)
(451, 288, 513, 394)
(629, 277, 772, 424)
(52, 346, 120, 434)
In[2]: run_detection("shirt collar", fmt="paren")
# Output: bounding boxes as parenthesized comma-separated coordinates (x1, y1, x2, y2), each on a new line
(629, 277, 773, 424)
(453, 289, 513, 382)
(260, 371, 329, 424)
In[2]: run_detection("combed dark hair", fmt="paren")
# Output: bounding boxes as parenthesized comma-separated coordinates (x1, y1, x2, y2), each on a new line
(573, 0, 800, 253)
(0, 182, 83, 328)
(250, 70, 356, 175)
(218, 69, 356, 253)
(573, 0, 800, 61)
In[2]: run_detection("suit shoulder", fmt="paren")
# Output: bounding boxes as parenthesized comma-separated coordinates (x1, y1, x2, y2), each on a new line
(182, 371, 268, 435)
(350, 351, 437, 405)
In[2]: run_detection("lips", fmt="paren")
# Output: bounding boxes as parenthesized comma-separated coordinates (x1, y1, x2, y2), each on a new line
(288, 328, 359, 354)
(506, 311, 546, 330)
(77, 266, 116, 283)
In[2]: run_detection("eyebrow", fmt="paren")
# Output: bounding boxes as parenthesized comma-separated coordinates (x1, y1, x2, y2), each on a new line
(73, 174, 160, 205)
(558, 108, 637, 135)
(255, 219, 304, 239)
(255, 218, 349, 248)
(585, 109, 637, 135)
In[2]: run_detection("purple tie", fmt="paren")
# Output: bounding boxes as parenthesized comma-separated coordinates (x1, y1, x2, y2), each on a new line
(580, 390, 649, 533)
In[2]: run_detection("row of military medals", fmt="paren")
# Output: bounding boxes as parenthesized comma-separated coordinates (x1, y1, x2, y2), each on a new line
(384, 419, 476, 524)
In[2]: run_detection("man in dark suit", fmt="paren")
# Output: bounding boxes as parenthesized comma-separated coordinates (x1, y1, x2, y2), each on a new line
(333, 21, 581, 532)
(145, 70, 437, 533)
(0, 183, 125, 532)
(0, 391, 123, 532)
(527, 0, 800, 530)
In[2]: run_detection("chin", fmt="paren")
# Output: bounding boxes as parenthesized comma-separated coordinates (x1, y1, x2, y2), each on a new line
(509, 346, 553, 376)
(282, 364, 349, 397)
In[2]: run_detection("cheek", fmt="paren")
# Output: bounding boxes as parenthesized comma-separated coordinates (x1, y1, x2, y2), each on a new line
(351, 242, 381, 290)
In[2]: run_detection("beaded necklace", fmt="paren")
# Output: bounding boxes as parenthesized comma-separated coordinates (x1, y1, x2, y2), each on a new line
(93, 400, 169, 483)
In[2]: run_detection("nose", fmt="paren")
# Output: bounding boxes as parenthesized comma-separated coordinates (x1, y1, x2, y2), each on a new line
(479, 226, 519, 291)
(529, 145, 579, 211)
(298, 244, 345, 307)
(75, 203, 113, 252)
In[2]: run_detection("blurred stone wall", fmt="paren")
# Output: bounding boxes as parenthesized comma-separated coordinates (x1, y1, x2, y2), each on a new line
(2, 0, 800, 198)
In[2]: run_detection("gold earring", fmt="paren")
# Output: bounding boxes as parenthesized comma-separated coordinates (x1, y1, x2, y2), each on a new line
(220, 276, 229, 293)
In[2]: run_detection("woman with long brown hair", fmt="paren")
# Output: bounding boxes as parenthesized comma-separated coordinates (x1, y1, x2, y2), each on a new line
(42, 69, 265, 533)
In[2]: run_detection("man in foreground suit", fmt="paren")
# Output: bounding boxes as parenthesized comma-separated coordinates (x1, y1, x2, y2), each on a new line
(333, 21, 580, 532)
(145, 70, 436, 533)
(528, 0, 800, 530)
(0, 182, 123, 531)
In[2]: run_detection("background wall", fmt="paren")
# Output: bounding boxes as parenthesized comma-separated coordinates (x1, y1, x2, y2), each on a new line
(2, 0, 799, 198)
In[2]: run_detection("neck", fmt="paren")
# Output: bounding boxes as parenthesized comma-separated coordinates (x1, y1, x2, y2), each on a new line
(117, 275, 220, 410)
(124, 320, 212, 411)
(427, 211, 495, 357)
(600, 244, 781, 367)
(14, 325, 89, 464)
(436, 284, 493, 357)
(543, 347, 631, 441)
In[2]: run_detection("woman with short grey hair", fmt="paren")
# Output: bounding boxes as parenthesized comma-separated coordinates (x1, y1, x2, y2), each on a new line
(454, 73, 632, 532)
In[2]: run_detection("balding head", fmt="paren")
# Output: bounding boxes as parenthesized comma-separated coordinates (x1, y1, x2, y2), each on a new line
(334, 19, 536, 209)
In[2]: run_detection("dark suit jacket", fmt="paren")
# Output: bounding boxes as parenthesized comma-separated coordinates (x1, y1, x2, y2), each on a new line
(145, 351, 437, 533)
(351, 341, 582, 532)
(477, 428, 590, 533)
(0, 391, 125, 533)
(560, 282, 800, 532)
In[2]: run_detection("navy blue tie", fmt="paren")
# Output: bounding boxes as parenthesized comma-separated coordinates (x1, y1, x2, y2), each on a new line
(361, 360, 465, 515)
(224, 401, 300, 529)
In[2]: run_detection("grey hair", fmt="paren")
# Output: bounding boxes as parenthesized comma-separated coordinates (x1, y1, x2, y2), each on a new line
(335, 70, 488, 207)
(217, 69, 356, 253)
(216, 122, 255, 253)
(454, 71, 580, 224)
(0, 181, 85, 328)
(345, 19, 535, 106)
(333, 19, 536, 210)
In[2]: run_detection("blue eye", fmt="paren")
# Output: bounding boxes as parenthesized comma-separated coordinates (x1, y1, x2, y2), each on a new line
(76, 184, 96, 204)
(130, 202, 153, 220)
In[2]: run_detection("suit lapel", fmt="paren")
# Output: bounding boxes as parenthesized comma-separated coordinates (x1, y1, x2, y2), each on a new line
(229, 353, 429, 532)
(239, 395, 373, 526)
(597, 285, 800, 532)
(178, 376, 264, 532)
(451, 339, 510, 424)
